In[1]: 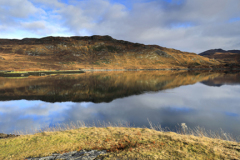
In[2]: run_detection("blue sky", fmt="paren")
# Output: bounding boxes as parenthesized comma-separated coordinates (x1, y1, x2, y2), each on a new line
(0, 0, 240, 53)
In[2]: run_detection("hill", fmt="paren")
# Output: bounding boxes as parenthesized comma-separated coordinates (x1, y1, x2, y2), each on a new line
(199, 49, 240, 67)
(0, 35, 221, 71)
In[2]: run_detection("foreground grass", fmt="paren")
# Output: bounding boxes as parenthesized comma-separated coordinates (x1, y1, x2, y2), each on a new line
(1, 125, 240, 160)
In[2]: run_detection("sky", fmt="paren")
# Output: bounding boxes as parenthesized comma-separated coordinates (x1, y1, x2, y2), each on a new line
(0, 0, 240, 53)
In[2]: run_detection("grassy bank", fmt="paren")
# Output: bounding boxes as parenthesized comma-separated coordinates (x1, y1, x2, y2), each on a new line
(0, 121, 240, 160)
(0, 70, 85, 77)
(0, 68, 235, 78)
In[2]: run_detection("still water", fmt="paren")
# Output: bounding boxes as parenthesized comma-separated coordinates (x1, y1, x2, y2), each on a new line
(0, 71, 240, 138)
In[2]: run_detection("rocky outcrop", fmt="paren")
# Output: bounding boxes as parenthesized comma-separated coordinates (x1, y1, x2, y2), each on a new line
(26, 149, 107, 160)
(155, 50, 173, 58)
(0, 35, 129, 45)
(0, 133, 19, 139)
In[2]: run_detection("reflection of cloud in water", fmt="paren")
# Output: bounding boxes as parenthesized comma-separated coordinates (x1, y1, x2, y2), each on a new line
(0, 83, 240, 137)
(0, 101, 75, 133)
(80, 102, 94, 108)
(225, 112, 239, 117)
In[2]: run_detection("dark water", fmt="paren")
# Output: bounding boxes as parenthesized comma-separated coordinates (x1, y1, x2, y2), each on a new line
(0, 71, 240, 139)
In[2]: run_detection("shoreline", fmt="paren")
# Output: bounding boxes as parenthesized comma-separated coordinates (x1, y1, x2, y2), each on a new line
(0, 68, 240, 77)
(82, 68, 240, 72)
(1, 120, 239, 142)
(1, 124, 240, 159)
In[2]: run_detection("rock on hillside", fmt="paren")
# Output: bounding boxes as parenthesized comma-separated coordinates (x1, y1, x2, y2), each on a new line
(0, 35, 220, 71)
(0, 133, 19, 139)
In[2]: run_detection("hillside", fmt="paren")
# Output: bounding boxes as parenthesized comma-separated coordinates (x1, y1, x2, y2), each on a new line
(199, 49, 240, 67)
(0, 35, 221, 71)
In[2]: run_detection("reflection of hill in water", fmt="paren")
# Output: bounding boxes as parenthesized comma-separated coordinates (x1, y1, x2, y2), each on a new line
(201, 72, 240, 87)
(0, 71, 224, 103)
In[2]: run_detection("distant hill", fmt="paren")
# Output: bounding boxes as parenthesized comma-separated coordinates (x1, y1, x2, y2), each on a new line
(0, 35, 224, 71)
(199, 49, 240, 64)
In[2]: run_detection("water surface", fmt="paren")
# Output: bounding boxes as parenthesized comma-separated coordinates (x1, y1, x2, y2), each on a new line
(0, 71, 239, 139)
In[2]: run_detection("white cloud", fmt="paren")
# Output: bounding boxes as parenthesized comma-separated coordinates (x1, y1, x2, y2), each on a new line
(21, 21, 46, 30)
(20, 20, 70, 36)
(33, 0, 65, 8)
(0, 0, 240, 52)
(0, 0, 45, 21)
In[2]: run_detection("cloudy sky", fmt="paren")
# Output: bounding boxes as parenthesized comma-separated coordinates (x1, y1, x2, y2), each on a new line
(0, 0, 240, 53)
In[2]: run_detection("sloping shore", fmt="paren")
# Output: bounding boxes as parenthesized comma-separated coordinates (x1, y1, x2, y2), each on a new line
(1, 127, 239, 160)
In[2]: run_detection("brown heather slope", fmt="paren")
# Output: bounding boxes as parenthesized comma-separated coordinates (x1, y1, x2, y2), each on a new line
(0, 35, 221, 71)
(199, 49, 240, 67)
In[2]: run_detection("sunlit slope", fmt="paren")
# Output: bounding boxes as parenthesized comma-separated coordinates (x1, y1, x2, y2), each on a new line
(0, 36, 220, 71)
(0, 71, 222, 103)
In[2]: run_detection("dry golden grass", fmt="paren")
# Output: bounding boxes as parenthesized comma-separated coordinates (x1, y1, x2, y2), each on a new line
(1, 120, 240, 160)
(0, 37, 221, 71)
